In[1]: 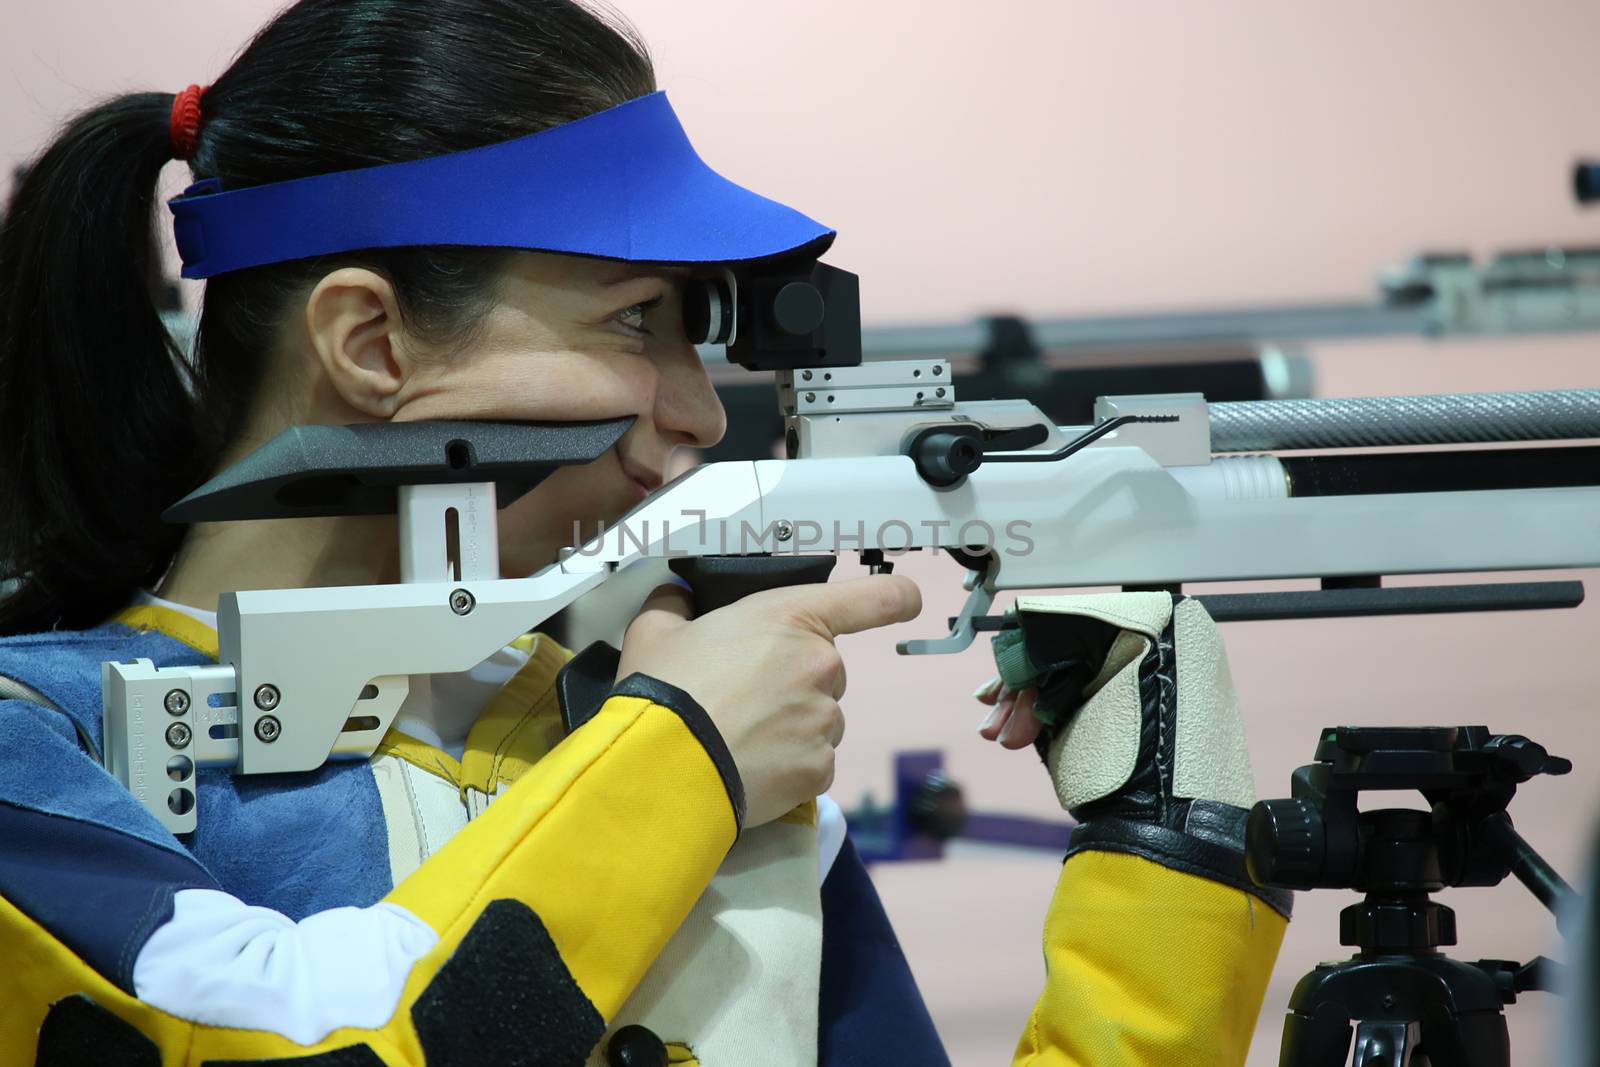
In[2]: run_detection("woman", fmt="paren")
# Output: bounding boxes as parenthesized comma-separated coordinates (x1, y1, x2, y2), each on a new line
(0, 2, 1288, 1064)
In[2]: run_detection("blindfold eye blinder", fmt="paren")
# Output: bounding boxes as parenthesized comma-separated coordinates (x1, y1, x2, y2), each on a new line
(680, 259, 861, 373)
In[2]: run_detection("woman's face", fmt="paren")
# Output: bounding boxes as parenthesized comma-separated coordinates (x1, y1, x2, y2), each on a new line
(386, 252, 726, 576)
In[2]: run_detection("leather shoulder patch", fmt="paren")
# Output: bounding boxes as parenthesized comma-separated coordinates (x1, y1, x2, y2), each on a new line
(412, 898, 604, 1067)
(555, 641, 621, 735)
(36, 996, 159, 1067)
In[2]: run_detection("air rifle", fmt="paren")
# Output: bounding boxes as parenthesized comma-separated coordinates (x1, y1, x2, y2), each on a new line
(104, 257, 1600, 834)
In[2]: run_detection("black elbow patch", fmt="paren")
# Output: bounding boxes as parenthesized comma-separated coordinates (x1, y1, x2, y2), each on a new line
(36, 996, 160, 1067)
(411, 898, 605, 1067)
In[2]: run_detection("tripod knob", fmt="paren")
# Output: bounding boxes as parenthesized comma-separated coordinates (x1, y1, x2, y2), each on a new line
(908, 771, 968, 840)
(1483, 734, 1572, 780)
(1246, 797, 1325, 889)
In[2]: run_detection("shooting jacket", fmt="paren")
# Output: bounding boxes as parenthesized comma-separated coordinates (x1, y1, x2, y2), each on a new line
(0, 600, 1284, 1067)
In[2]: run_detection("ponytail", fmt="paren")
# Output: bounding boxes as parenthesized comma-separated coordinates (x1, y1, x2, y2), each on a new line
(0, 93, 202, 634)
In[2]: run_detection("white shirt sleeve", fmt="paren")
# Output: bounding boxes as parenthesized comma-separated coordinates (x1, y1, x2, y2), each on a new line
(132, 888, 439, 1044)
(817, 794, 847, 884)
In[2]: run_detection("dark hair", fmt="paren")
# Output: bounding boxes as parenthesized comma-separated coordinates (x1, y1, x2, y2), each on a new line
(0, 0, 655, 635)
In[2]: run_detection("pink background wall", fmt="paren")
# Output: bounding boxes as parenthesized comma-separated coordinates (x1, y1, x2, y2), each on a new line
(6, 2, 1599, 1063)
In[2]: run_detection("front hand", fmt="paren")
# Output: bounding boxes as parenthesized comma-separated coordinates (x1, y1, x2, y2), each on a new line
(970, 592, 1291, 918)
(972, 674, 1042, 751)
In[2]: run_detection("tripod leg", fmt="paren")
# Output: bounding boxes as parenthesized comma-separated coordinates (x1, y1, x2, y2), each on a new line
(1279, 1002, 1354, 1067)
(1416, 1007, 1510, 1067)
(1351, 1020, 1419, 1067)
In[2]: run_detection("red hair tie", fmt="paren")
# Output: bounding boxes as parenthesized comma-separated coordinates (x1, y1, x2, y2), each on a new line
(169, 84, 209, 162)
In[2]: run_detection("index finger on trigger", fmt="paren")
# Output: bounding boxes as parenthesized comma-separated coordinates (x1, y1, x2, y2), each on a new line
(778, 574, 923, 638)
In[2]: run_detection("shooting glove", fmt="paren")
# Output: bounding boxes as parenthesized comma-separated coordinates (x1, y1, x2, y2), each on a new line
(992, 591, 1290, 918)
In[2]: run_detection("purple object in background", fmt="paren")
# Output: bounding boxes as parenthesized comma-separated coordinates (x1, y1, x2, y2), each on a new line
(846, 750, 1073, 865)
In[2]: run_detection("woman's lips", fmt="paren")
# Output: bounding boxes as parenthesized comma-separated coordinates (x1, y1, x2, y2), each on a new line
(621, 458, 664, 501)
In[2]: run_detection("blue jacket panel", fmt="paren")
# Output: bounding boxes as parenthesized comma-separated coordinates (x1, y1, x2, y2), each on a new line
(0, 622, 390, 919)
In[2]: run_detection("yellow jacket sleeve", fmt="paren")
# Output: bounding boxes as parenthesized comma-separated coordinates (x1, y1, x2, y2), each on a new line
(1011, 850, 1286, 1067)
(4, 677, 741, 1066)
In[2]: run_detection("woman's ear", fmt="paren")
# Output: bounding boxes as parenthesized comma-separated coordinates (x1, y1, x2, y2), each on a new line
(304, 267, 413, 418)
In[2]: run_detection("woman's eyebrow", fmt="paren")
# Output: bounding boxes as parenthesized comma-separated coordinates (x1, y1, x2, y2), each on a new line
(594, 264, 693, 287)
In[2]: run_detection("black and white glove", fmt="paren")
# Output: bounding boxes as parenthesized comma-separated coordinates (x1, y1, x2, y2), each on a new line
(985, 591, 1291, 918)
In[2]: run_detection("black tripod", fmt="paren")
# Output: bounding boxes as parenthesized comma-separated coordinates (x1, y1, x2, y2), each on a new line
(1246, 726, 1577, 1067)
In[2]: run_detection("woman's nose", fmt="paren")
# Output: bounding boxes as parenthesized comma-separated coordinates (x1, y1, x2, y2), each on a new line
(654, 338, 727, 449)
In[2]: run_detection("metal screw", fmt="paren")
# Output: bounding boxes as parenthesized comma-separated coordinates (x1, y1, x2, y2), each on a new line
(801, 369, 813, 381)
(933, 364, 944, 376)
(165, 722, 192, 749)
(450, 588, 476, 615)
(804, 392, 816, 404)
(775, 520, 794, 542)
(935, 387, 947, 398)
(164, 689, 190, 716)
(255, 715, 282, 743)
(254, 684, 280, 711)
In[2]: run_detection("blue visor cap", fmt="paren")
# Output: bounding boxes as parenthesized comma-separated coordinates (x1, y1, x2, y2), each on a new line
(170, 91, 834, 279)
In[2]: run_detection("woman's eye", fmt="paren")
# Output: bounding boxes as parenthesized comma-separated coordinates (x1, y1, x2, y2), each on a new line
(615, 296, 663, 335)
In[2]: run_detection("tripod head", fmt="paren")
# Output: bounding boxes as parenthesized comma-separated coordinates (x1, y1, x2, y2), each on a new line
(1247, 726, 1571, 908)
(1244, 727, 1577, 1067)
